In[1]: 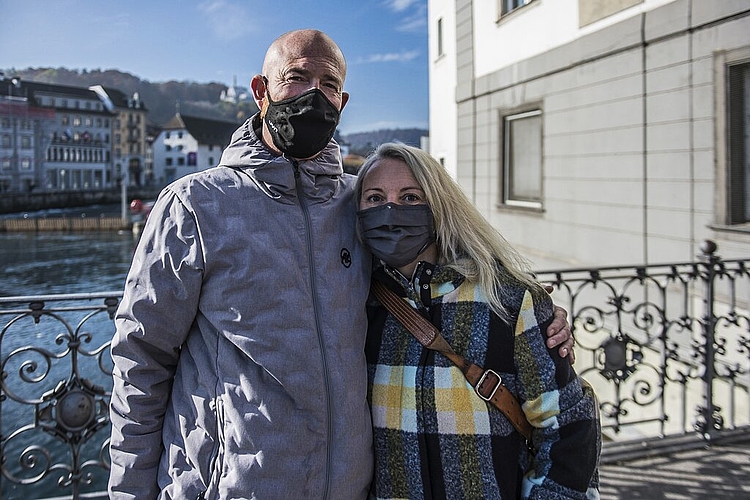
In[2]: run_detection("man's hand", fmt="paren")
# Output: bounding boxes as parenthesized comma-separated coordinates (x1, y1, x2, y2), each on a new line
(543, 285, 575, 364)
(547, 305, 575, 364)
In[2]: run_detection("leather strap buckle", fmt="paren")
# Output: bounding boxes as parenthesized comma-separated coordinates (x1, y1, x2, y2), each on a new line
(476, 369, 501, 401)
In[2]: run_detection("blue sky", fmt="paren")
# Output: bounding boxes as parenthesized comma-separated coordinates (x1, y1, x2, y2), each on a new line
(1, 0, 429, 134)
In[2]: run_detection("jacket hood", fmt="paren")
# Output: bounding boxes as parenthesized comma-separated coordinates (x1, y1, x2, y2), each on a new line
(219, 114, 344, 200)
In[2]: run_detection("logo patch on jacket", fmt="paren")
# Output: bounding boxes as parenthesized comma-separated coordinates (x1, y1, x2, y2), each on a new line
(340, 248, 352, 268)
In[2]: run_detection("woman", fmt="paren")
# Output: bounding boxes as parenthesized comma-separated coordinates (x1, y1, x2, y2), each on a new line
(356, 143, 600, 499)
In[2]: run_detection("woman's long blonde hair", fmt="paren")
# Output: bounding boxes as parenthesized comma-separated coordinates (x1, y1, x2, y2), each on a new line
(355, 142, 544, 317)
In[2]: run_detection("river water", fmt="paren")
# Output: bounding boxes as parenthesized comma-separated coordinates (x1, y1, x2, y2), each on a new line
(1, 204, 137, 297)
(0, 209, 138, 499)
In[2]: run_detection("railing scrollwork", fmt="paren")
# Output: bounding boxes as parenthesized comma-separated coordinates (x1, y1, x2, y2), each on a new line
(535, 240, 750, 442)
(1, 293, 118, 499)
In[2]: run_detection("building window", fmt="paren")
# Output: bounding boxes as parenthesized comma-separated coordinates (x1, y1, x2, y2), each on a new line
(21, 136, 31, 149)
(501, 109, 543, 208)
(1, 135, 10, 148)
(20, 158, 31, 170)
(727, 60, 750, 225)
(499, 0, 535, 17)
(166, 158, 173, 166)
(437, 17, 444, 57)
(178, 157, 185, 166)
(73, 116, 82, 127)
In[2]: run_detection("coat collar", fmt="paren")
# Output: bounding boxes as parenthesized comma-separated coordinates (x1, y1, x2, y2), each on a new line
(219, 113, 344, 201)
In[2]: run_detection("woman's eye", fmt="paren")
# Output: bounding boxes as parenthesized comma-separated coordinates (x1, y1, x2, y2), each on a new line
(403, 194, 422, 203)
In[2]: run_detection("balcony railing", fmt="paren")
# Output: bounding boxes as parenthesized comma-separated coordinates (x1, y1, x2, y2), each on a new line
(1, 240, 748, 499)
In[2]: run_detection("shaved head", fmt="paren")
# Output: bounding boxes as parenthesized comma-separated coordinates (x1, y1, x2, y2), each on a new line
(251, 29, 349, 158)
(262, 29, 347, 81)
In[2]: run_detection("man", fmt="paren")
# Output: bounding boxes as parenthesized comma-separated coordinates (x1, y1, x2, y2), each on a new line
(108, 29, 573, 499)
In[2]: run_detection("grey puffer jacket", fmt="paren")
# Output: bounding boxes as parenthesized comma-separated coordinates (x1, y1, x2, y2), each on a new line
(109, 115, 373, 499)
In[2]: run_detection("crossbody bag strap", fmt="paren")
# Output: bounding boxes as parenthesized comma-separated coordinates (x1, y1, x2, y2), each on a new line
(371, 280, 533, 441)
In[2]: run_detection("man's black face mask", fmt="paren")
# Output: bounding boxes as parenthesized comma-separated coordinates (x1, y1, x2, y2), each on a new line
(262, 78, 341, 159)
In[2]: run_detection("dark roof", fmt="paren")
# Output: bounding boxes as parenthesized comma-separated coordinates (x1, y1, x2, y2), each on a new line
(93, 85, 148, 112)
(1, 77, 115, 115)
(164, 113, 239, 146)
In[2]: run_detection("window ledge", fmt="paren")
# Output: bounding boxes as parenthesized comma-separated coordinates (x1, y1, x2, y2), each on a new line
(495, 202, 545, 215)
(496, 0, 540, 25)
(709, 223, 750, 235)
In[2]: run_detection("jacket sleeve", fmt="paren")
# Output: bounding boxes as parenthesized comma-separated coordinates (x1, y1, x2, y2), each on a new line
(108, 188, 204, 499)
(514, 289, 601, 499)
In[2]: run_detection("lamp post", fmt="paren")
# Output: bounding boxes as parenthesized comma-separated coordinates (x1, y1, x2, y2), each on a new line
(120, 158, 128, 222)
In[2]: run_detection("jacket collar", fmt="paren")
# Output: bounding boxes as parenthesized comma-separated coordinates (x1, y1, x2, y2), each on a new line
(375, 262, 465, 310)
(219, 113, 344, 200)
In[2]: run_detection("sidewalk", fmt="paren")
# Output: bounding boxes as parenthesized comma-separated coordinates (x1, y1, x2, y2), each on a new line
(599, 432, 750, 499)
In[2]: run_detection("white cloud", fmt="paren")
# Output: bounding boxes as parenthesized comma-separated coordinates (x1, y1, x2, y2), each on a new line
(396, 5, 427, 33)
(354, 50, 421, 64)
(198, 0, 256, 42)
(383, 0, 422, 13)
(382, 0, 427, 33)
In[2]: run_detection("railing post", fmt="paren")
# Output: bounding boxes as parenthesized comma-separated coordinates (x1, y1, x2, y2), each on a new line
(697, 239, 723, 441)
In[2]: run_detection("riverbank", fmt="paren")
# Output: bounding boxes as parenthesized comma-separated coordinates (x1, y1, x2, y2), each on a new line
(0, 202, 142, 232)
(0, 216, 130, 232)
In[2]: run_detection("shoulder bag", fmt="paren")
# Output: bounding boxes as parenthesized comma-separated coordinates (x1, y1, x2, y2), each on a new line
(370, 280, 533, 441)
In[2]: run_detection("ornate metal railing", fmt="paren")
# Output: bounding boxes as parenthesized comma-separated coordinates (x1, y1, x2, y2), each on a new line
(534, 240, 750, 444)
(1, 292, 119, 500)
(0, 240, 748, 498)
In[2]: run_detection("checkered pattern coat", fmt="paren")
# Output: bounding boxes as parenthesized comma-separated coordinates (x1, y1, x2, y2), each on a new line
(365, 263, 600, 500)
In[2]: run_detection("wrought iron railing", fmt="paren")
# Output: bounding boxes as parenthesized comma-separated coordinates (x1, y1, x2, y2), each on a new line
(0, 240, 748, 498)
(1, 292, 119, 500)
(534, 240, 750, 444)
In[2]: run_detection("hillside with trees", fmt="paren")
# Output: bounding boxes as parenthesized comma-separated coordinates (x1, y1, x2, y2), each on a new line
(1, 67, 427, 152)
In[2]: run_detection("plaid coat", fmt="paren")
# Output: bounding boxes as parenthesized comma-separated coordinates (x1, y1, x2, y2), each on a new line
(365, 263, 600, 500)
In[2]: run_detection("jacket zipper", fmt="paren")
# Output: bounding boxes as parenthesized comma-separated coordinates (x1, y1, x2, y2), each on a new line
(292, 159, 333, 499)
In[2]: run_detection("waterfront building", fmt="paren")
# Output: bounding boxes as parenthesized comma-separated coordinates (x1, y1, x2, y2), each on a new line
(1, 78, 152, 196)
(2, 78, 114, 193)
(428, 0, 750, 265)
(0, 77, 55, 193)
(151, 112, 238, 185)
(89, 85, 149, 188)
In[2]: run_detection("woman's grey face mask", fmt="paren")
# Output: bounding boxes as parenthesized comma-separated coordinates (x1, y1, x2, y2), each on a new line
(357, 202, 436, 268)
